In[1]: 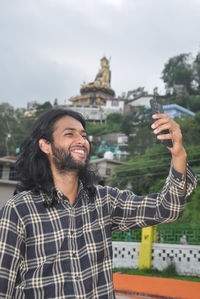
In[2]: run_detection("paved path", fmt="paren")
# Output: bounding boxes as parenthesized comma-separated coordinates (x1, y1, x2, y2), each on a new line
(116, 292, 155, 298)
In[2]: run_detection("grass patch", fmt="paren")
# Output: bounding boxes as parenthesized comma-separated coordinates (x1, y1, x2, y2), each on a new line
(113, 265, 200, 282)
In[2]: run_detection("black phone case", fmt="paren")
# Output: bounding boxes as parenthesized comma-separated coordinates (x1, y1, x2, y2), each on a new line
(150, 99, 173, 148)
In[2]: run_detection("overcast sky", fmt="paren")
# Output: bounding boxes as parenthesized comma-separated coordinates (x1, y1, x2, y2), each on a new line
(0, 0, 199, 109)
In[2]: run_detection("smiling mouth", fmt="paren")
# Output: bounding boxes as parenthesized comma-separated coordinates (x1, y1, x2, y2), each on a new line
(73, 149, 85, 154)
(70, 147, 87, 157)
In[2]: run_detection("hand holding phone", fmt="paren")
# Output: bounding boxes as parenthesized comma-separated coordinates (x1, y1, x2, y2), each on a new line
(150, 99, 173, 148)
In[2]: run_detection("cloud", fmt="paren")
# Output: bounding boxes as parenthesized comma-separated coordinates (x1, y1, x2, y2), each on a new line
(0, 0, 199, 108)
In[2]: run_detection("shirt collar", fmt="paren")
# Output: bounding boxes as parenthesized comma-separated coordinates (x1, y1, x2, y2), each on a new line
(40, 181, 88, 207)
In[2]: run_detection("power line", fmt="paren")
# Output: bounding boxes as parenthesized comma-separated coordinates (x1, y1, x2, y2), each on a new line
(114, 158, 200, 174)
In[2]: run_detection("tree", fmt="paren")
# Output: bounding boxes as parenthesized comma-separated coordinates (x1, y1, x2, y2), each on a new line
(0, 103, 17, 156)
(110, 144, 171, 195)
(193, 51, 200, 94)
(175, 113, 200, 147)
(110, 141, 200, 199)
(120, 113, 134, 135)
(175, 184, 200, 225)
(0, 101, 47, 156)
(128, 126, 154, 155)
(0, 103, 35, 157)
(106, 113, 123, 124)
(121, 107, 154, 155)
(161, 53, 194, 95)
(35, 101, 52, 117)
(120, 87, 147, 100)
(53, 98, 58, 106)
(12, 109, 34, 154)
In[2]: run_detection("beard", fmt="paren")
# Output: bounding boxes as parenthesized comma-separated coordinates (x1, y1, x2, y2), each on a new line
(51, 143, 89, 173)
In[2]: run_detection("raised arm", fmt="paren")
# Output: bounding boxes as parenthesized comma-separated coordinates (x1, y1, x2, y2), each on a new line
(109, 161, 197, 233)
(151, 113, 187, 177)
(107, 113, 197, 233)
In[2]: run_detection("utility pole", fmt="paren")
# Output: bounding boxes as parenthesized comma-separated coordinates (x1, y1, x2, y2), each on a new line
(3, 112, 11, 156)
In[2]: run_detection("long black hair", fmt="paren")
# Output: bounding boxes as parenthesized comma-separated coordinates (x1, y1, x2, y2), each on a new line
(14, 108, 97, 206)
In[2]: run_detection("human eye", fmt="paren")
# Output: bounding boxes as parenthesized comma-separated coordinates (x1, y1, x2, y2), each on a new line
(82, 133, 88, 140)
(64, 132, 73, 136)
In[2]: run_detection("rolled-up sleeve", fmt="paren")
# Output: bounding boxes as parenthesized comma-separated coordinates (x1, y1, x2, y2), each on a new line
(0, 203, 25, 299)
(110, 164, 198, 232)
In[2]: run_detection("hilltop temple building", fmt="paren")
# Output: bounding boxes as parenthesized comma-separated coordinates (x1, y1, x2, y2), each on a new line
(69, 56, 115, 107)
(66, 57, 124, 122)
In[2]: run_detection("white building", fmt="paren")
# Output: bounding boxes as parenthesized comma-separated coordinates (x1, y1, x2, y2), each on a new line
(90, 158, 127, 185)
(124, 95, 154, 113)
(64, 98, 125, 123)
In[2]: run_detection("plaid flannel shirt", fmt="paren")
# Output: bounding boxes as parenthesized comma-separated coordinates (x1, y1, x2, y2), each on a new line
(0, 164, 197, 299)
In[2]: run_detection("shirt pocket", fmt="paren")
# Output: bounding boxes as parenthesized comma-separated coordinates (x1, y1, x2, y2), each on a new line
(83, 222, 109, 265)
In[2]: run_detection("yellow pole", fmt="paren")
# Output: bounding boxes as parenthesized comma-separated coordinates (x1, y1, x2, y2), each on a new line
(138, 226, 157, 269)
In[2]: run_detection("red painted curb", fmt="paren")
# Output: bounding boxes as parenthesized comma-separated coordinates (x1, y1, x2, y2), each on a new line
(113, 273, 200, 299)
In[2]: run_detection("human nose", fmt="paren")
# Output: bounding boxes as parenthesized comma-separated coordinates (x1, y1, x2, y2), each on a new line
(74, 133, 87, 144)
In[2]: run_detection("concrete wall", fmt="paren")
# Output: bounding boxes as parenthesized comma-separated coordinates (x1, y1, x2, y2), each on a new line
(112, 241, 200, 277)
(151, 243, 200, 277)
(90, 158, 127, 183)
(113, 241, 140, 269)
(100, 132, 127, 145)
(65, 100, 124, 122)
(126, 96, 153, 108)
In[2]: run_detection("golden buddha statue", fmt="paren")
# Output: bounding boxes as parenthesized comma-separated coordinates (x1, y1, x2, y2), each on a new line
(94, 57, 111, 87)
(69, 56, 115, 107)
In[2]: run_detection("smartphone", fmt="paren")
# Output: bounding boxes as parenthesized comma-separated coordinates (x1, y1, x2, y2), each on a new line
(150, 98, 173, 148)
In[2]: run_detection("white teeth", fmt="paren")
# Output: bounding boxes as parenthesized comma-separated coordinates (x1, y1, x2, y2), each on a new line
(74, 150, 84, 153)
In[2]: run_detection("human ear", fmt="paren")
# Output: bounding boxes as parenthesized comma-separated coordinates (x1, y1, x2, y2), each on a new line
(38, 139, 51, 154)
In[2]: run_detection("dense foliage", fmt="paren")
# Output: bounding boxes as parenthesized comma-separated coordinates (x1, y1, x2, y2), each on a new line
(0, 103, 34, 156)
(161, 52, 200, 95)
(110, 144, 171, 194)
(110, 144, 200, 226)
(0, 101, 52, 156)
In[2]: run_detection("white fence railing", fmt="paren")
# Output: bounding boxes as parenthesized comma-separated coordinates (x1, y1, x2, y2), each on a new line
(112, 241, 200, 277)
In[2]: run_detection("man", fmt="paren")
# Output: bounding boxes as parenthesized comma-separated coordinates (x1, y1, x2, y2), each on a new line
(0, 108, 197, 298)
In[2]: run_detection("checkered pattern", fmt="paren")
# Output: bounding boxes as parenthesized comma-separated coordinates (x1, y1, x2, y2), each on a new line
(0, 165, 197, 298)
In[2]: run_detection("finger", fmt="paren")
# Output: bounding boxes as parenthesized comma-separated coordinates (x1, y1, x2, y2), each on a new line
(151, 116, 171, 129)
(152, 113, 166, 119)
(157, 132, 172, 140)
(157, 128, 182, 146)
(152, 123, 171, 134)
